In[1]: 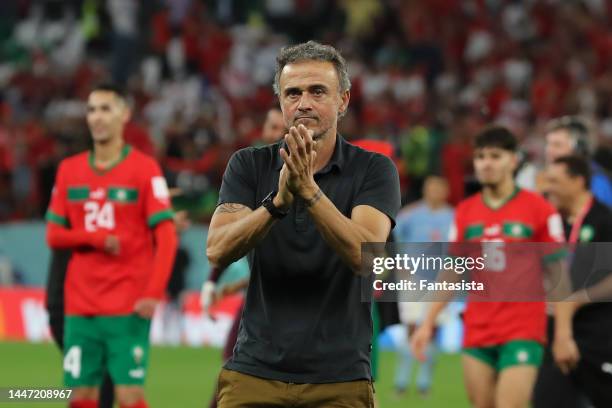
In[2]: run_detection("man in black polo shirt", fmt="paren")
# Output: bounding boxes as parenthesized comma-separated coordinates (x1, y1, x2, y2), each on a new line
(534, 155, 612, 408)
(206, 41, 401, 407)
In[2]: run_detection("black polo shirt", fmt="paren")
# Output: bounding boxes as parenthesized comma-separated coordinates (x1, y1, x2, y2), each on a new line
(217, 134, 401, 383)
(563, 199, 612, 328)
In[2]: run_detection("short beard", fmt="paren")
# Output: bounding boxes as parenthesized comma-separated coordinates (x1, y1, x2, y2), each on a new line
(313, 125, 333, 141)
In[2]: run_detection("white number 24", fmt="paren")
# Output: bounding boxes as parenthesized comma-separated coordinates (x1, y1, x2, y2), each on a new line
(84, 201, 115, 232)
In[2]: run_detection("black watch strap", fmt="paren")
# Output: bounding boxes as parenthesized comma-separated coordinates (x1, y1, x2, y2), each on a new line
(262, 190, 289, 219)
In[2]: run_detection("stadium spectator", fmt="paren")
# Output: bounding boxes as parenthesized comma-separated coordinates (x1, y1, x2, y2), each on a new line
(45, 83, 177, 408)
(534, 155, 612, 408)
(206, 41, 400, 407)
(3, 1, 612, 220)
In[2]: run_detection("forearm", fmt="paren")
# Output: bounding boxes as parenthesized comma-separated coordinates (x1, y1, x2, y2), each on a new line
(581, 274, 612, 302)
(206, 206, 276, 268)
(144, 221, 178, 299)
(230, 278, 250, 292)
(554, 301, 580, 339)
(422, 301, 448, 328)
(46, 224, 106, 250)
(545, 260, 573, 301)
(306, 190, 377, 273)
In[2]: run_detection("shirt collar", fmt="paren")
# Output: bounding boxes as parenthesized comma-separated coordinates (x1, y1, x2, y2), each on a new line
(273, 134, 346, 174)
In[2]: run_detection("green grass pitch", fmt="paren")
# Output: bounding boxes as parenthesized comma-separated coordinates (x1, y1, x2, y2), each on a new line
(0, 341, 468, 407)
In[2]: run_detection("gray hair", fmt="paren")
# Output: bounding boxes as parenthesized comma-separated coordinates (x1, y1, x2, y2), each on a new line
(273, 41, 351, 96)
(546, 115, 591, 155)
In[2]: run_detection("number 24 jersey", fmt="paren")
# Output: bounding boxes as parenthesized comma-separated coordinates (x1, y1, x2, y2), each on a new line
(46, 145, 174, 316)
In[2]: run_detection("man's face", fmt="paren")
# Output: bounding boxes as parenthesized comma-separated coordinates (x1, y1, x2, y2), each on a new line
(86, 91, 130, 144)
(473, 147, 518, 187)
(278, 60, 349, 141)
(545, 163, 583, 210)
(545, 129, 574, 164)
(261, 109, 285, 144)
(423, 177, 449, 204)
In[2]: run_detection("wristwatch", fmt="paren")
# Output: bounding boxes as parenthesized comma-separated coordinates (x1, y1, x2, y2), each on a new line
(261, 190, 289, 219)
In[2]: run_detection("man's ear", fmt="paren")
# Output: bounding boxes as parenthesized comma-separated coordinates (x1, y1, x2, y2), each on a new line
(122, 107, 132, 125)
(338, 90, 350, 117)
(511, 152, 520, 171)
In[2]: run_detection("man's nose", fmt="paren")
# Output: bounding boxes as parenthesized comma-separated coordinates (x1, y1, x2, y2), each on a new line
(88, 112, 99, 122)
(297, 93, 313, 111)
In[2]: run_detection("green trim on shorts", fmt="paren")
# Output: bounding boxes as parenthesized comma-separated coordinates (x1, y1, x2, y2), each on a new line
(63, 315, 151, 387)
(463, 340, 544, 372)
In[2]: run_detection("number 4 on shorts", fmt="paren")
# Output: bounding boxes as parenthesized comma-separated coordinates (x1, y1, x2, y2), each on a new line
(64, 346, 82, 378)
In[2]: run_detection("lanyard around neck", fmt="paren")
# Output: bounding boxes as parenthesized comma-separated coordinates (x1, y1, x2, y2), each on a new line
(568, 196, 594, 244)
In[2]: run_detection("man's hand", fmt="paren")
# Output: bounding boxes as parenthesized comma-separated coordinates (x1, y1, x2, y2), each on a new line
(279, 124, 318, 200)
(200, 281, 216, 313)
(274, 163, 294, 211)
(134, 298, 158, 318)
(410, 323, 434, 362)
(173, 210, 191, 233)
(104, 235, 120, 255)
(553, 334, 580, 374)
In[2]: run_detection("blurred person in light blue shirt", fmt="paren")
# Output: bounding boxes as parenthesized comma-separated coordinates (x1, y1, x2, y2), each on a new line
(393, 175, 454, 397)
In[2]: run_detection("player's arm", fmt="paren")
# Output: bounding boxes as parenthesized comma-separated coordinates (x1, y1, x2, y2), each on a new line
(46, 223, 119, 254)
(143, 220, 178, 298)
(411, 216, 466, 360)
(134, 220, 178, 318)
(410, 276, 456, 362)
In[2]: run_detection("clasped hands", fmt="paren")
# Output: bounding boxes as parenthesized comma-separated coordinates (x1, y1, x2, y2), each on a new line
(275, 124, 319, 209)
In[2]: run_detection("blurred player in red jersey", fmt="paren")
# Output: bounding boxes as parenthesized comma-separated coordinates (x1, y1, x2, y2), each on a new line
(411, 127, 571, 408)
(46, 83, 178, 408)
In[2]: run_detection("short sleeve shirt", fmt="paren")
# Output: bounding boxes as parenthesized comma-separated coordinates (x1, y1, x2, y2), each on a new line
(218, 135, 401, 383)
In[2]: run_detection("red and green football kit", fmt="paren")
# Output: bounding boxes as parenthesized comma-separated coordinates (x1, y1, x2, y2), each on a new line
(46, 145, 176, 386)
(449, 188, 565, 370)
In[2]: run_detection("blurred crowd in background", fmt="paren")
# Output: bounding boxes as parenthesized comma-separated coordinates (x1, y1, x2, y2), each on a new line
(2, 0, 612, 222)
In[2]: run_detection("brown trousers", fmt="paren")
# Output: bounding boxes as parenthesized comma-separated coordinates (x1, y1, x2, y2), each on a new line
(216, 369, 375, 408)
